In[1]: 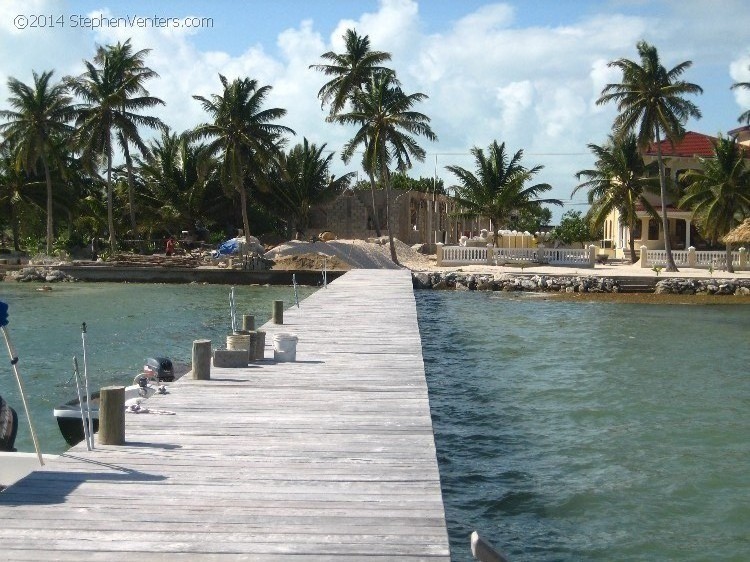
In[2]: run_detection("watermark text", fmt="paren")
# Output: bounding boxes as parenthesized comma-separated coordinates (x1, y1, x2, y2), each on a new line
(13, 14, 214, 30)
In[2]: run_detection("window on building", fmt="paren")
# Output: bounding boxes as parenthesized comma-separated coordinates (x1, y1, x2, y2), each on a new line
(648, 219, 659, 240)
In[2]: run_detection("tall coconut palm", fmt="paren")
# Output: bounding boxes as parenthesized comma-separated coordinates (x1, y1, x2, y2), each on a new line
(680, 135, 750, 273)
(67, 51, 164, 253)
(333, 71, 436, 264)
(94, 39, 165, 234)
(310, 28, 393, 118)
(447, 140, 561, 246)
(0, 71, 73, 254)
(597, 41, 703, 271)
(310, 28, 393, 236)
(259, 138, 354, 237)
(192, 75, 294, 240)
(573, 134, 660, 262)
(730, 72, 750, 124)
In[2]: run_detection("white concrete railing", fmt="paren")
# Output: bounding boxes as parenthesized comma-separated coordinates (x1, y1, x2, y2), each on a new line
(436, 244, 596, 267)
(640, 246, 748, 270)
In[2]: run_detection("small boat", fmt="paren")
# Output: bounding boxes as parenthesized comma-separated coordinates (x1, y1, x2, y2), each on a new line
(0, 393, 19, 453)
(54, 380, 158, 446)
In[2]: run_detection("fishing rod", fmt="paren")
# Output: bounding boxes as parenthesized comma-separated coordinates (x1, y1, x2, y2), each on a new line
(0, 313, 44, 466)
(81, 323, 94, 450)
(72, 356, 92, 451)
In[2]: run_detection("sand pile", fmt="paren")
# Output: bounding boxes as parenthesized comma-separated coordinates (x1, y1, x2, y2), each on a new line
(265, 239, 432, 270)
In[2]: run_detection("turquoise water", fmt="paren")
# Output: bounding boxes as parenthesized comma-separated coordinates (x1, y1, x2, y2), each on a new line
(415, 291, 750, 561)
(0, 282, 316, 454)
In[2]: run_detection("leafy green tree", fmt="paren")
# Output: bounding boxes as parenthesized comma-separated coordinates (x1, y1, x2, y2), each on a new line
(597, 41, 703, 271)
(192, 75, 294, 240)
(0, 70, 74, 254)
(311, 29, 393, 236)
(334, 71, 437, 264)
(390, 174, 445, 194)
(258, 138, 354, 237)
(511, 205, 552, 234)
(446, 140, 561, 245)
(573, 133, 660, 262)
(553, 210, 596, 248)
(93, 39, 165, 233)
(680, 135, 750, 273)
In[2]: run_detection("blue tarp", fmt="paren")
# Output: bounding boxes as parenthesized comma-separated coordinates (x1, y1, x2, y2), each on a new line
(215, 238, 240, 256)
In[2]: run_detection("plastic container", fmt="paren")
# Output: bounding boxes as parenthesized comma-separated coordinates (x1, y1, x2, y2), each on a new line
(227, 333, 256, 361)
(273, 333, 298, 362)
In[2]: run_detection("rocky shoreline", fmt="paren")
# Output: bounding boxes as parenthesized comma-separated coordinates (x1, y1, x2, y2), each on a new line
(411, 271, 750, 295)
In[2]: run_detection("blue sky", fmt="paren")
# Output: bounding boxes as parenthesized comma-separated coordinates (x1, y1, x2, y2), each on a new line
(2, 0, 749, 221)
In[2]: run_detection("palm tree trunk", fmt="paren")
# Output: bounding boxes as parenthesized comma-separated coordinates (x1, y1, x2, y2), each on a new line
(368, 171, 382, 236)
(726, 243, 734, 274)
(379, 148, 399, 265)
(237, 179, 251, 241)
(42, 154, 53, 255)
(655, 129, 678, 271)
(107, 150, 116, 254)
(123, 141, 137, 233)
(628, 218, 637, 263)
(9, 197, 20, 252)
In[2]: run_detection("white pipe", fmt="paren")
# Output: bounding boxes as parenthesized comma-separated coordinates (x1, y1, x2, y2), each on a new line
(1, 326, 44, 466)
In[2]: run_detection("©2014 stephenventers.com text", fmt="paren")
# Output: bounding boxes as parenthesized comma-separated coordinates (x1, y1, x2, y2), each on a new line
(12, 14, 214, 30)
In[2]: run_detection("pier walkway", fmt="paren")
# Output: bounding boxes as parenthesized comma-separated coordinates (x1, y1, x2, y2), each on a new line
(0, 269, 449, 560)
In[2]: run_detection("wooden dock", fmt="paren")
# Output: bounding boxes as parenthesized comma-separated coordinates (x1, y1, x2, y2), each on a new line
(0, 269, 450, 560)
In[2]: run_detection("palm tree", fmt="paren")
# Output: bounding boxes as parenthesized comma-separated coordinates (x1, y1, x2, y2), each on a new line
(333, 71, 437, 264)
(597, 41, 703, 271)
(136, 128, 221, 236)
(446, 140, 562, 246)
(67, 50, 164, 253)
(259, 138, 354, 237)
(94, 39, 165, 234)
(573, 134, 660, 262)
(730, 72, 750, 124)
(680, 135, 750, 273)
(0, 70, 73, 254)
(310, 28, 393, 236)
(192, 75, 294, 240)
(310, 28, 392, 118)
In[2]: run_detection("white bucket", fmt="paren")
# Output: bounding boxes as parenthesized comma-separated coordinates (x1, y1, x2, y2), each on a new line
(273, 333, 298, 362)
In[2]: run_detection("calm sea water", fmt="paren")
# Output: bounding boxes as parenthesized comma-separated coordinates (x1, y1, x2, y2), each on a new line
(0, 282, 316, 454)
(3, 282, 748, 561)
(415, 290, 750, 561)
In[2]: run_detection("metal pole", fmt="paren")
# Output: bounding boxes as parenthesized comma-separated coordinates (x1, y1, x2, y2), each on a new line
(81, 323, 94, 450)
(1, 326, 44, 465)
(229, 287, 237, 332)
(293, 274, 299, 308)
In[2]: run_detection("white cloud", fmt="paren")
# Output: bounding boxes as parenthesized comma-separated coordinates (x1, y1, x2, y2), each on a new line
(730, 54, 750, 111)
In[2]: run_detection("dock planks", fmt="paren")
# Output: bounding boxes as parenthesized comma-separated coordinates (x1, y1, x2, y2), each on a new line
(0, 269, 450, 560)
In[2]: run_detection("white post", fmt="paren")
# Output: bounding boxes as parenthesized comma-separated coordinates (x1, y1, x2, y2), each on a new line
(486, 244, 494, 265)
(738, 247, 747, 270)
(436, 242, 444, 266)
(687, 246, 697, 268)
(640, 245, 649, 268)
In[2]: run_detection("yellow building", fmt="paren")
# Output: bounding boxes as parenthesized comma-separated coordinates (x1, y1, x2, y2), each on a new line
(603, 131, 746, 260)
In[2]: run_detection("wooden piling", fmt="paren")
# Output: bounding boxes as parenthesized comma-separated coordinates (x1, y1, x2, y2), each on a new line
(191, 339, 211, 380)
(98, 386, 125, 445)
(242, 314, 255, 331)
(272, 300, 284, 324)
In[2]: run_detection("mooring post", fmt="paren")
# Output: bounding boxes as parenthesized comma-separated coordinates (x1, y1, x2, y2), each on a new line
(191, 339, 211, 380)
(273, 300, 284, 324)
(98, 386, 125, 445)
(242, 314, 255, 331)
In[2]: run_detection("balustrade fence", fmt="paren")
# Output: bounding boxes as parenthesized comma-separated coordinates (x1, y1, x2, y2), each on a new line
(641, 246, 749, 271)
(437, 244, 597, 267)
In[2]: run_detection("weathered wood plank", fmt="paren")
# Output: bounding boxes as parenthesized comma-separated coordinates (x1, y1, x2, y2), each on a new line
(0, 270, 450, 559)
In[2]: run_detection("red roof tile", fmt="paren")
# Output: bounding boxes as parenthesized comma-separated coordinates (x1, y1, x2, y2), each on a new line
(645, 131, 717, 158)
